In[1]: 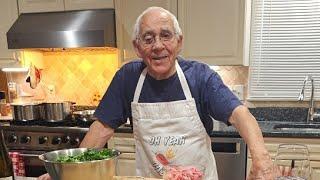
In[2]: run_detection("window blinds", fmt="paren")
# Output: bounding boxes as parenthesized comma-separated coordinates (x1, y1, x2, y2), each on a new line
(248, 0, 320, 100)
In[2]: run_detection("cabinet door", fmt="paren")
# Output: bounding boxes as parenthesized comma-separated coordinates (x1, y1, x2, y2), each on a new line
(178, 0, 245, 65)
(64, 0, 114, 11)
(115, 0, 178, 63)
(311, 162, 320, 180)
(0, 0, 18, 61)
(116, 153, 136, 176)
(18, 0, 64, 13)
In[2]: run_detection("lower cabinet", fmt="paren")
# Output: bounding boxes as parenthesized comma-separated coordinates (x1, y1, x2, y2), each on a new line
(247, 137, 320, 180)
(108, 133, 136, 176)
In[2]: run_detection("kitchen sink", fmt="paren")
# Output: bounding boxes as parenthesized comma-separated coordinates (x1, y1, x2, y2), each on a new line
(273, 123, 320, 131)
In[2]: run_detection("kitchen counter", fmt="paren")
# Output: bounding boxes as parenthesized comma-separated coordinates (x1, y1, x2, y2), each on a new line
(211, 121, 320, 138)
(116, 121, 320, 138)
(20, 177, 161, 180)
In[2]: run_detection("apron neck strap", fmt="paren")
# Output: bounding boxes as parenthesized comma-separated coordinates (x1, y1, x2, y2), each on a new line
(133, 60, 192, 103)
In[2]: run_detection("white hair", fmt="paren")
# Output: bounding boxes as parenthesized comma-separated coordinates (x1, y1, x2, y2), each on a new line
(132, 6, 182, 41)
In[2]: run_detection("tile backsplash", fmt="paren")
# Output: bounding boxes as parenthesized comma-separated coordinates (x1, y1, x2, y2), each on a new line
(18, 48, 119, 105)
(4, 52, 308, 107)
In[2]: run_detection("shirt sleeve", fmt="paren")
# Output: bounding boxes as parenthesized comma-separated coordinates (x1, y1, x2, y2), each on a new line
(205, 72, 242, 125)
(94, 69, 128, 129)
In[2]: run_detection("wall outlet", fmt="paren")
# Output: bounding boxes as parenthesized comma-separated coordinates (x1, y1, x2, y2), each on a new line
(230, 84, 244, 101)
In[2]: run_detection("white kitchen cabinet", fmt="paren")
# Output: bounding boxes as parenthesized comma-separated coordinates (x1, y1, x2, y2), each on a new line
(18, 0, 65, 13)
(18, 0, 114, 13)
(108, 133, 136, 176)
(247, 138, 320, 180)
(178, 0, 246, 65)
(64, 0, 114, 11)
(0, 0, 18, 61)
(114, 0, 177, 63)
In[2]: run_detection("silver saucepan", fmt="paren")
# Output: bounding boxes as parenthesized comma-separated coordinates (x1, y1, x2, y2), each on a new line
(40, 101, 74, 122)
(11, 102, 41, 121)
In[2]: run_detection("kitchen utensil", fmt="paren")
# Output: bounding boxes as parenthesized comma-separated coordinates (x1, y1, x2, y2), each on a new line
(38, 148, 121, 180)
(72, 110, 97, 123)
(11, 103, 41, 121)
(274, 144, 310, 180)
(40, 101, 74, 122)
(26, 64, 42, 89)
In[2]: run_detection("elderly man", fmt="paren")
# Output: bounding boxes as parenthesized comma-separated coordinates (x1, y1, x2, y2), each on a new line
(39, 6, 276, 180)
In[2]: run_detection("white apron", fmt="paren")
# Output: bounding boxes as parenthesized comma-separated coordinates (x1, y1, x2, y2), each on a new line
(131, 61, 219, 180)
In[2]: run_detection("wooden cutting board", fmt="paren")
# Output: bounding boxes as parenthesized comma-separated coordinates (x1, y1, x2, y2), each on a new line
(113, 176, 163, 180)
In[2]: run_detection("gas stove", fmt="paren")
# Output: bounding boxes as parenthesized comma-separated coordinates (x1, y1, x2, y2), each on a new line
(0, 118, 92, 177)
(1, 119, 91, 151)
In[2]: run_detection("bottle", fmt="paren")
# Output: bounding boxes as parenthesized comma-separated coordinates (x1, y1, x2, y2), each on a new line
(0, 130, 14, 180)
(0, 92, 8, 117)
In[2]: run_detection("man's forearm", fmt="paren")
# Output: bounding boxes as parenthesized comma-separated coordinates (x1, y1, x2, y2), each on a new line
(228, 105, 269, 160)
(80, 120, 114, 148)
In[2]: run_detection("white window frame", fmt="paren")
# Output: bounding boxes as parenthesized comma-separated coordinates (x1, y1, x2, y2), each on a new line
(247, 0, 320, 101)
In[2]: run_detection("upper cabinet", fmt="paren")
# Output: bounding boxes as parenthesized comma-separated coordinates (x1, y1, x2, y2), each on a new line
(178, 0, 247, 65)
(0, 0, 18, 61)
(115, 0, 177, 63)
(18, 0, 114, 13)
(64, 0, 114, 11)
(18, 0, 65, 13)
(116, 0, 247, 66)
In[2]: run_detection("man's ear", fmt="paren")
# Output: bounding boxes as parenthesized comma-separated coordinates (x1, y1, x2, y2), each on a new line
(133, 40, 143, 58)
(177, 35, 183, 53)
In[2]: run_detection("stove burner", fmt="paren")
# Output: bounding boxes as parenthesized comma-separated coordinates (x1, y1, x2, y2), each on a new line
(9, 118, 93, 128)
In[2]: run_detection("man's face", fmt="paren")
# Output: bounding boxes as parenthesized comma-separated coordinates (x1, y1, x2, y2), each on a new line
(133, 10, 183, 80)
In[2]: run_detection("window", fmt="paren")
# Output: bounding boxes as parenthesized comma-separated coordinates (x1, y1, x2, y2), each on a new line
(248, 0, 320, 100)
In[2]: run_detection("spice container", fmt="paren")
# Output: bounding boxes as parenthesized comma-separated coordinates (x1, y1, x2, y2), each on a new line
(0, 91, 9, 116)
(7, 82, 17, 103)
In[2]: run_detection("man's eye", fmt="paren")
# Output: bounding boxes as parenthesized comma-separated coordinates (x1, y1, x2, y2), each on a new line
(143, 36, 154, 44)
(161, 32, 173, 40)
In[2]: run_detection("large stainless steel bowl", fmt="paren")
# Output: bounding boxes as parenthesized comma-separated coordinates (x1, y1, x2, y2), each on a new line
(39, 148, 121, 180)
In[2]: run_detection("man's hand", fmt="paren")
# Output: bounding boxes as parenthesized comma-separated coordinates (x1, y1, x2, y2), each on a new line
(247, 153, 279, 180)
(228, 106, 279, 179)
(38, 173, 51, 180)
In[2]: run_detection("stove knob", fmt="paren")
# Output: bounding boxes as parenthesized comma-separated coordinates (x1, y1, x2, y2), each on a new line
(70, 138, 80, 146)
(39, 136, 48, 144)
(20, 136, 31, 144)
(62, 136, 70, 144)
(8, 135, 17, 143)
(52, 137, 62, 145)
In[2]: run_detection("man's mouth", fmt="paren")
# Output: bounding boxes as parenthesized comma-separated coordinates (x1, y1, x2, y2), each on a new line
(152, 55, 168, 60)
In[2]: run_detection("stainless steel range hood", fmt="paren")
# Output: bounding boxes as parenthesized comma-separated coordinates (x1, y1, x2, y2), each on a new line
(7, 9, 116, 49)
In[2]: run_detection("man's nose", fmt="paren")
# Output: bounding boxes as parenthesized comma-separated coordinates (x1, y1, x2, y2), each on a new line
(152, 37, 165, 50)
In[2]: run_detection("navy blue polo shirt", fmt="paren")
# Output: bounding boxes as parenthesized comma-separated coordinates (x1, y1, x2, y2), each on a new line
(94, 56, 241, 135)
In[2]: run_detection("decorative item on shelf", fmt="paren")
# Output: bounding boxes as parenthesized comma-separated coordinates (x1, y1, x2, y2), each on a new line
(91, 92, 102, 106)
(25, 63, 42, 89)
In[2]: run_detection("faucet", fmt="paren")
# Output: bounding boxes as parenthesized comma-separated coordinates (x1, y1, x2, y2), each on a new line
(298, 75, 320, 123)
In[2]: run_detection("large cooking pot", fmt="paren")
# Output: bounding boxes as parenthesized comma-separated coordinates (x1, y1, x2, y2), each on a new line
(39, 148, 121, 180)
(11, 103, 41, 121)
(40, 101, 74, 122)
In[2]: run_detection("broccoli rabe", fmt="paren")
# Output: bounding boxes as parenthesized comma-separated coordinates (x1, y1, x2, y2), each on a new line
(56, 149, 113, 163)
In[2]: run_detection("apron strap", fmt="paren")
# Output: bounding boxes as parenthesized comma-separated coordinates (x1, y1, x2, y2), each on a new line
(133, 67, 148, 102)
(175, 61, 192, 100)
(132, 60, 192, 103)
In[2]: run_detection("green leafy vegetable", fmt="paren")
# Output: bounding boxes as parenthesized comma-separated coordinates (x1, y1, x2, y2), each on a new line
(56, 149, 113, 163)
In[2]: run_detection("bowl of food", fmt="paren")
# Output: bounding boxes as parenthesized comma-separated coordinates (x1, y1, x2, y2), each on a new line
(39, 148, 121, 180)
(163, 164, 205, 180)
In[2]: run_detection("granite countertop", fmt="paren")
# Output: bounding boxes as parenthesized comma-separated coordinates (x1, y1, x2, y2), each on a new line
(210, 121, 320, 138)
(116, 121, 320, 138)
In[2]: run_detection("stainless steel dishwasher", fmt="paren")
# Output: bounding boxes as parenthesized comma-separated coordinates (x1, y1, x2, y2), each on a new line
(211, 137, 247, 180)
